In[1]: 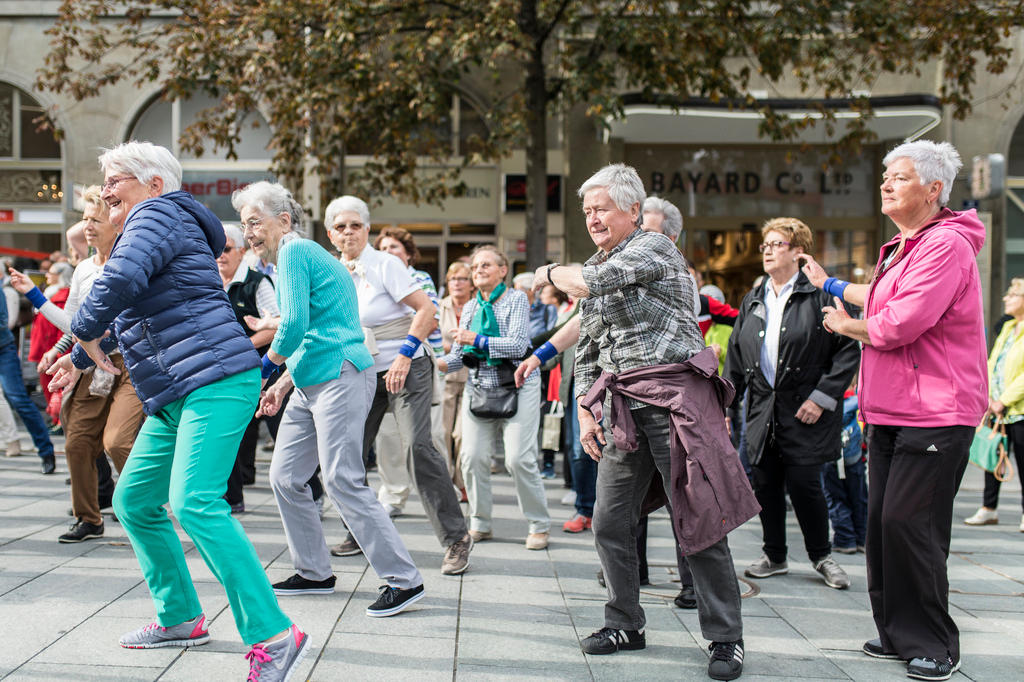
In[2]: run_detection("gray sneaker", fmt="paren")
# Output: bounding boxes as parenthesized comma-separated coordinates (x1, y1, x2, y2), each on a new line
(744, 554, 789, 579)
(119, 613, 210, 649)
(814, 555, 851, 589)
(245, 624, 310, 682)
(441, 534, 473, 575)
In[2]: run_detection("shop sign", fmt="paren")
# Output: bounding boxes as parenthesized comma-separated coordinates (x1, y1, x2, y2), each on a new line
(181, 170, 277, 221)
(351, 167, 499, 222)
(625, 146, 874, 219)
(0, 210, 12, 223)
(504, 174, 561, 212)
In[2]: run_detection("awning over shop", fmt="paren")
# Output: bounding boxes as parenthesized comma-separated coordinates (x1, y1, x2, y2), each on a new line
(609, 94, 942, 145)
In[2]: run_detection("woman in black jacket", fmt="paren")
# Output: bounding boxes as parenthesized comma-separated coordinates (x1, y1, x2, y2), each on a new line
(724, 217, 860, 590)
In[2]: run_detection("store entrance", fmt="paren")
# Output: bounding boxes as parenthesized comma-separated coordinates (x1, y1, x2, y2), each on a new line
(685, 225, 877, 308)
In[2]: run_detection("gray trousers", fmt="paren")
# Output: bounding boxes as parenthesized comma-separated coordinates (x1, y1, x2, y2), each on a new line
(593, 405, 743, 641)
(270, 362, 422, 589)
(363, 355, 468, 547)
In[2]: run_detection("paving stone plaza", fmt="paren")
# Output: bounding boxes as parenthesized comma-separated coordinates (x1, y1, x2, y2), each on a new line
(1, 434, 1022, 681)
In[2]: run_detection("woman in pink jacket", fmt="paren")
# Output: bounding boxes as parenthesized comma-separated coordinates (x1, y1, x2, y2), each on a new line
(802, 140, 986, 682)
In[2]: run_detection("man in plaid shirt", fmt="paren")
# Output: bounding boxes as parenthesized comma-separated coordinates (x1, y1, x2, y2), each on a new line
(537, 164, 746, 681)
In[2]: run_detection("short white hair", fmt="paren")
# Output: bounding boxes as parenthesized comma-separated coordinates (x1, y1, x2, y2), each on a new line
(577, 164, 645, 218)
(883, 140, 962, 206)
(512, 272, 534, 289)
(324, 195, 371, 229)
(50, 261, 74, 288)
(231, 181, 304, 235)
(643, 196, 684, 241)
(221, 222, 245, 249)
(98, 141, 182, 193)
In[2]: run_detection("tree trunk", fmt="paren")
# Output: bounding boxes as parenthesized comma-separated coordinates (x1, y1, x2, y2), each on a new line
(521, 7, 548, 270)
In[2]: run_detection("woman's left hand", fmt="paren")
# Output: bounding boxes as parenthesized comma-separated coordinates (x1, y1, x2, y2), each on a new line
(73, 334, 120, 375)
(46, 354, 80, 391)
(795, 399, 824, 425)
(453, 329, 477, 346)
(7, 267, 34, 295)
(821, 296, 850, 334)
(990, 399, 1006, 415)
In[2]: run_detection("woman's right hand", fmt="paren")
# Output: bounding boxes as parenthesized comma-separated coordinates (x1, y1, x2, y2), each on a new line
(514, 355, 540, 387)
(800, 254, 828, 289)
(245, 314, 280, 332)
(7, 267, 34, 295)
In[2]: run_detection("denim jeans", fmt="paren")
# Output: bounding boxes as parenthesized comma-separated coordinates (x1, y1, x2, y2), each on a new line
(0, 342, 53, 458)
(821, 456, 868, 549)
(565, 395, 597, 518)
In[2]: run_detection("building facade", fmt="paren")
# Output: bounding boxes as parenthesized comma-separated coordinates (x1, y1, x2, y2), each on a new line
(0, 4, 1018, 321)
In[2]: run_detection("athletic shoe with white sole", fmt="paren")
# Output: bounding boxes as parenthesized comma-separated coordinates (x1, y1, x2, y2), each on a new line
(245, 624, 310, 682)
(366, 583, 425, 617)
(119, 613, 210, 649)
(272, 573, 336, 596)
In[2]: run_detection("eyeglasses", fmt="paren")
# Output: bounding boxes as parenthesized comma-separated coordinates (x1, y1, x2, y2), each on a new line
(102, 175, 135, 191)
(242, 218, 263, 232)
(330, 221, 365, 232)
(222, 246, 235, 254)
(758, 240, 791, 253)
(447, 276, 470, 283)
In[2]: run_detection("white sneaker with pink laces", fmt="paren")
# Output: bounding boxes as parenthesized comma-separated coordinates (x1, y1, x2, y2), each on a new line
(245, 624, 310, 682)
(119, 613, 210, 649)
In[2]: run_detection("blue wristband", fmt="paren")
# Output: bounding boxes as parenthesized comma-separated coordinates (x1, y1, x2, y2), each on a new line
(823, 277, 850, 301)
(261, 354, 281, 379)
(534, 341, 558, 364)
(473, 334, 489, 351)
(25, 286, 47, 309)
(398, 334, 422, 358)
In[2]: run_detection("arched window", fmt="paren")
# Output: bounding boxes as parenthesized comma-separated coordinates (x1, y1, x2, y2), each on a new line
(127, 92, 275, 220)
(0, 82, 63, 252)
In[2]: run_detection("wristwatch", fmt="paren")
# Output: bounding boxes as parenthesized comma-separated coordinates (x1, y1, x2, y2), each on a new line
(546, 262, 560, 284)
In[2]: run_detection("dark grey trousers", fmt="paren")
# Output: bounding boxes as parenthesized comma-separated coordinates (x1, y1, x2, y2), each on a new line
(593, 405, 743, 641)
(363, 355, 468, 547)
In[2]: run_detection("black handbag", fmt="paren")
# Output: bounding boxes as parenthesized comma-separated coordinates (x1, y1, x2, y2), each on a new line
(468, 361, 519, 419)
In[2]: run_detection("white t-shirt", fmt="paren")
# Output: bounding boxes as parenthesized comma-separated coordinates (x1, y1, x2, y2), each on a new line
(38, 256, 105, 333)
(344, 244, 426, 373)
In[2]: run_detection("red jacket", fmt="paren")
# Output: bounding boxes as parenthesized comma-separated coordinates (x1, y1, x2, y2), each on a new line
(582, 347, 760, 554)
(28, 287, 68, 362)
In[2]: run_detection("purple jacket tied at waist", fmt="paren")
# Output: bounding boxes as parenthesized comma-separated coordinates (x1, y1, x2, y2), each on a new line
(581, 346, 760, 554)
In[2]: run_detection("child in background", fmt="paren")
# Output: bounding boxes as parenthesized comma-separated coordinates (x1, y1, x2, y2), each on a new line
(821, 383, 868, 554)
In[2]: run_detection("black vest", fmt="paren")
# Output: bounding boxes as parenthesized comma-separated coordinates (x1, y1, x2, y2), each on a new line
(227, 268, 272, 351)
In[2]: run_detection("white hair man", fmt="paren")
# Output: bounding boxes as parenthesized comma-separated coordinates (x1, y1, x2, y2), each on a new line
(642, 196, 684, 243)
(534, 163, 756, 680)
(324, 195, 472, 576)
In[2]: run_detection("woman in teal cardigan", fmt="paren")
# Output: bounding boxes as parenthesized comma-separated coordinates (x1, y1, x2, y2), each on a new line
(965, 277, 1024, 532)
(231, 181, 425, 621)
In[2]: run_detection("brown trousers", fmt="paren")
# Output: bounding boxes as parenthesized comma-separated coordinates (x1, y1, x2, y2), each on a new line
(64, 355, 145, 525)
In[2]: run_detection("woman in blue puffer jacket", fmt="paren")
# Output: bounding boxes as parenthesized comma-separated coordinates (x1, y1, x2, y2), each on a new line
(49, 141, 308, 680)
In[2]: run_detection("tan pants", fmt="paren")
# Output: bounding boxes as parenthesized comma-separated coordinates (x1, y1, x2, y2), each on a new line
(442, 377, 466, 490)
(64, 355, 145, 525)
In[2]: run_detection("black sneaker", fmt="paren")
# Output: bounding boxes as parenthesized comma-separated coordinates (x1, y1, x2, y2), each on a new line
(366, 584, 425, 617)
(59, 519, 104, 543)
(272, 573, 336, 596)
(40, 455, 56, 475)
(906, 656, 960, 681)
(708, 639, 744, 681)
(580, 627, 646, 655)
(862, 638, 902, 660)
(674, 584, 697, 609)
(330, 532, 362, 557)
